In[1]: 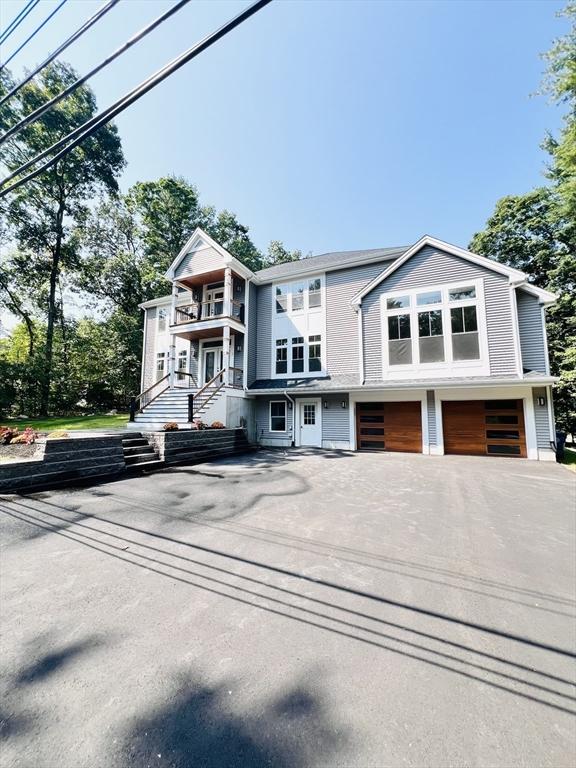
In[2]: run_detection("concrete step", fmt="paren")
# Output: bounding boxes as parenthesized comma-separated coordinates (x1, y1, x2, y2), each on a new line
(123, 445, 156, 457)
(122, 437, 148, 447)
(125, 452, 159, 466)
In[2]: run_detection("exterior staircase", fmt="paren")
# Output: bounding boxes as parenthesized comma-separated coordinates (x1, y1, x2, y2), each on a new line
(121, 432, 163, 470)
(131, 384, 226, 430)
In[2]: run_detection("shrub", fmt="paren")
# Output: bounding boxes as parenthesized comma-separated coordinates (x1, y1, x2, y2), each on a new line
(47, 430, 70, 439)
(10, 427, 38, 445)
(163, 422, 179, 431)
(192, 419, 206, 430)
(211, 421, 224, 429)
(0, 426, 19, 445)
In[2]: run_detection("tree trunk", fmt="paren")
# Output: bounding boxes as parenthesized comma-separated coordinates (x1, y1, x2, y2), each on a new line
(39, 200, 65, 416)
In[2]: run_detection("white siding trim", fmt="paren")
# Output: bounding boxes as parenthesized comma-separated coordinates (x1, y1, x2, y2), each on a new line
(433, 390, 444, 455)
(140, 309, 147, 392)
(421, 397, 430, 455)
(357, 306, 364, 383)
(541, 306, 551, 376)
(509, 287, 523, 376)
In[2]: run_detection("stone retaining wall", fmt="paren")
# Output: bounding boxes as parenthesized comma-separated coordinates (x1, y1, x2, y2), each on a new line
(0, 436, 126, 494)
(144, 428, 252, 465)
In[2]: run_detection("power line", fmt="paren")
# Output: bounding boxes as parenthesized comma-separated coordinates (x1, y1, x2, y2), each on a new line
(0, 0, 273, 197)
(0, 0, 40, 45)
(0, 0, 69, 72)
(1, 0, 192, 142)
(0, 0, 120, 108)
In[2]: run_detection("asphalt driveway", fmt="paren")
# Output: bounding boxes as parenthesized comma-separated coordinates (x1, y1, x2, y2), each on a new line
(0, 450, 575, 768)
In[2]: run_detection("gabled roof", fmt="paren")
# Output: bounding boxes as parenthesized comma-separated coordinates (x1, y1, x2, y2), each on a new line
(165, 227, 255, 281)
(254, 246, 407, 282)
(350, 235, 557, 306)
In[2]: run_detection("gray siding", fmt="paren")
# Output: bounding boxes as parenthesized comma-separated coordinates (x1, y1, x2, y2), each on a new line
(142, 307, 157, 391)
(362, 246, 517, 380)
(321, 394, 350, 443)
(174, 246, 224, 278)
(247, 282, 258, 385)
(326, 263, 385, 378)
(254, 395, 292, 444)
(256, 284, 273, 380)
(533, 387, 551, 449)
(426, 390, 437, 446)
(517, 290, 547, 373)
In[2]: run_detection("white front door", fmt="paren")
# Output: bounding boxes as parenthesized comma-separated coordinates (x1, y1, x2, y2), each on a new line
(203, 347, 223, 384)
(297, 399, 322, 447)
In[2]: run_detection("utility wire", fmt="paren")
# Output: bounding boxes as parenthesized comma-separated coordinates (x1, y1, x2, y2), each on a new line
(0, 0, 273, 197)
(1, 0, 191, 142)
(0, 0, 40, 45)
(1, 0, 69, 72)
(0, 0, 120, 108)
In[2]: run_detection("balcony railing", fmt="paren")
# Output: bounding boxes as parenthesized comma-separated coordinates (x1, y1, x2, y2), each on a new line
(174, 299, 244, 325)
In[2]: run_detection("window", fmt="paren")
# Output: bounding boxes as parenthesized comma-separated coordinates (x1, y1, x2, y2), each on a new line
(387, 295, 410, 309)
(292, 337, 304, 373)
(387, 314, 412, 365)
(270, 401, 287, 432)
(156, 352, 165, 381)
(292, 283, 305, 311)
(417, 290, 441, 306)
(308, 278, 321, 308)
(308, 335, 322, 372)
(177, 350, 188, 381)
(449, 286, 476, 301)
(275, 338, 288, 374)
(450, 305, 479, 360)
(275, 285, 288, 313)
(418, 310, 444, 363)
(158, 308, 167, 332)
(303, 404, 316, 425)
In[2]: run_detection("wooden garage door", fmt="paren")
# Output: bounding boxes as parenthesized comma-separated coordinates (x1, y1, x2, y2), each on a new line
(442, 400, 527, 458)
(356, 402, 422, 453)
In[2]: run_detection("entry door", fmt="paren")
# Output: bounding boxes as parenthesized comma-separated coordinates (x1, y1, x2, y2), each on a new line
(203, 348, 223, 383)
(298, 400, 322, 447)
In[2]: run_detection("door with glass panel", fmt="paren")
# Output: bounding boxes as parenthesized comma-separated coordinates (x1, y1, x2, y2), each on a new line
(203, 347, 223, 384)
(298, 399, 322, 447)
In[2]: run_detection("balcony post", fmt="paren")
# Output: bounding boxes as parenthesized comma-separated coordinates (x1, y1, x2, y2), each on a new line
(223, 325, 231, 386)
(224, 267, 232, 318)
(168, 284, 179, 388)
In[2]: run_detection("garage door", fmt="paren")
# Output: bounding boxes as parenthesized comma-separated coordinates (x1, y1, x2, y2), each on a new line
(442, 400, 527, 458)
(356, 402, 422, 453)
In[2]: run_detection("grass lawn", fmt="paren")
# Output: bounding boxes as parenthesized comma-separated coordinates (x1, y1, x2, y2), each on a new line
(562, 446, 576, 473)
(5, 414, 129, 432)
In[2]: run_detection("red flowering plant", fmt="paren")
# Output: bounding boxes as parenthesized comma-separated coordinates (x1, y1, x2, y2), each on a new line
(11, 427, 38, 445)
(0, 426, 19, 445)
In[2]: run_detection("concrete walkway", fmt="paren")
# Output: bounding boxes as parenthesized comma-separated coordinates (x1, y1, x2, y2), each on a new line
(0, 450, 574, 767)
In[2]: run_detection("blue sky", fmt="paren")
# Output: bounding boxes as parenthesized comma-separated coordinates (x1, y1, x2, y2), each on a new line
(1, 0, 569, 256)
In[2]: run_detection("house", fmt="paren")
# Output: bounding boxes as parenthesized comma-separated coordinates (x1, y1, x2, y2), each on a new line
(134, 228, 558, 461)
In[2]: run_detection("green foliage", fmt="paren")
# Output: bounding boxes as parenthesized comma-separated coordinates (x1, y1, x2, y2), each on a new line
(470, 5, 576, 438)
(263, 240, 303, 266)
(0, 62, 125, 415)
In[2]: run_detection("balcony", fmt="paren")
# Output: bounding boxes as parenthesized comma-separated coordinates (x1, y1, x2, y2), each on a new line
(174, 299, 244, 326)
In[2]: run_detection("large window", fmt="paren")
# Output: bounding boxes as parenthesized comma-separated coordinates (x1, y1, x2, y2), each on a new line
(156, 352, 166, 381)
(270, 401, 287, 432)
(382, 280, 485, 371)
(275, 338, 288, 374)
(308, 335, 322, 372)
(177, 350, 188, 381)
(275, 285, 288, 314)
(274, 278, 323, 313)
(388, 313, 412, 365)
(418, 309, 444, 363)
(292, 337, 304, 373)
(450, 305, 479, 360)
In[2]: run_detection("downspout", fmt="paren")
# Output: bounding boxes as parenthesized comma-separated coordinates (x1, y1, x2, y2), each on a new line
(356, 303, 365, 384)
(243, 277, 252, 392)
(284, 390, 295, 447)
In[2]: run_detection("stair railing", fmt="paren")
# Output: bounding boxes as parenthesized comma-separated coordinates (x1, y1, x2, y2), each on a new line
(174, 371, 198, 388)
(188, 368, 225, 422)
(129, 374, 169, 421)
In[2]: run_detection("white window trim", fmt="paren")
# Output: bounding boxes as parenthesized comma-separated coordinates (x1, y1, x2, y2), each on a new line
(271, 334, 326, 378)
(380, 278, 490, 380)
(269, 400, 288, 432)
(273, 275, 325, 315)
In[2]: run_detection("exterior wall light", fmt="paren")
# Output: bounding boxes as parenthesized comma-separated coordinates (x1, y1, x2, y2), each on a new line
(537, 397, 546, 407)
(323, 401, 328, 409)
(341, 401, 347, 409)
